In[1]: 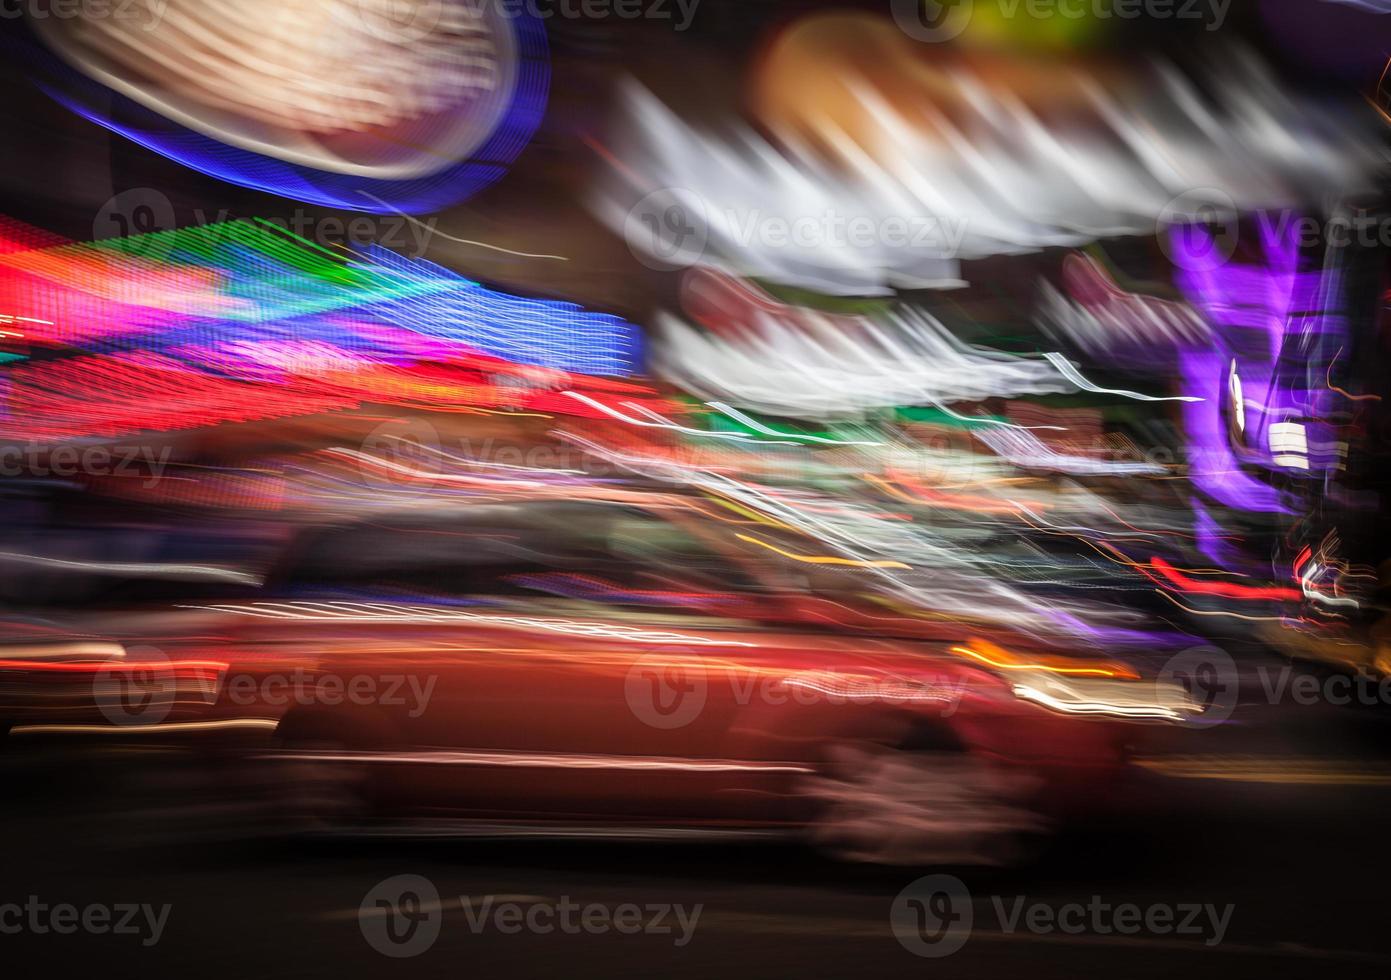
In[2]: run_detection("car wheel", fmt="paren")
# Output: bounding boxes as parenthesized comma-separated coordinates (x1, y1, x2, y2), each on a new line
(275, 737, 372, 836)
(799, 741, 1048, 866)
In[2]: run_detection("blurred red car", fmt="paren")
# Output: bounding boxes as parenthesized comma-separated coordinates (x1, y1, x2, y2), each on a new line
(206, 499, 1192, 865)
(2, 498, 1193, 864)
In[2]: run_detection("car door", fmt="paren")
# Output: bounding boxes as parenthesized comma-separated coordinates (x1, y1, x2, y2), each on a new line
(263, 504, 788, 823)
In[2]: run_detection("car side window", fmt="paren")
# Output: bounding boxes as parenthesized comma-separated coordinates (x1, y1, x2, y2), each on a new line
(275, 508, 763, 610)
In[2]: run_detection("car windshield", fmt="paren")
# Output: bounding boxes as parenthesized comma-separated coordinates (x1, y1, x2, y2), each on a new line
(274, 503, 768, 614)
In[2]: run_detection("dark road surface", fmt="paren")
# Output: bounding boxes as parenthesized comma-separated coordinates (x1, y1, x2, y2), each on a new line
(7, 705, 1391, 980)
